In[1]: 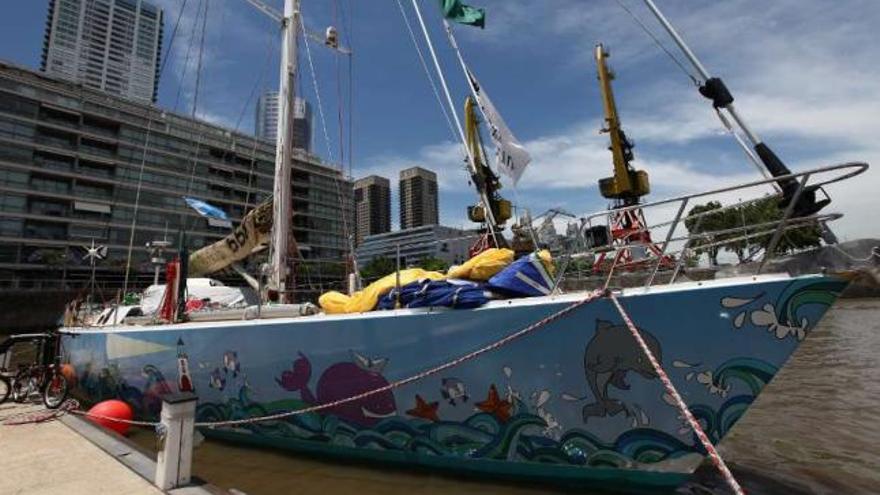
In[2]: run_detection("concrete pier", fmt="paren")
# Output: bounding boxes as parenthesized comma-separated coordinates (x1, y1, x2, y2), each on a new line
(0, 402, 220, 495)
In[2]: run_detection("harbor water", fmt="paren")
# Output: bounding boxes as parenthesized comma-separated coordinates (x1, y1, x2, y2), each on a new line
(127, 299, 879, 494)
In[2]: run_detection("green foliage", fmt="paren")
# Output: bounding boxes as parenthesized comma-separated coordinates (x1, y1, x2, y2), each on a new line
(359, 257, 396, 282)
(684, 201, 724, 265)
(420, 257, 450, 272)
(685, 197, 822, 265)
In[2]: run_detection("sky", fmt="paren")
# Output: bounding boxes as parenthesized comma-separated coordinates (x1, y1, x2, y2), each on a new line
(1, 0, 878, 241)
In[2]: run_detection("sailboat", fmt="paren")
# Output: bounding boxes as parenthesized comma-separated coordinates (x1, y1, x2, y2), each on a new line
(56, 0, 868, 492)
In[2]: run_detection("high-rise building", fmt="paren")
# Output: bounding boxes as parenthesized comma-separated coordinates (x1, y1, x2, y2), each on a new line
(41, 0, 164, 104)
(255, 90, 279, 142)
(255, 90, 311, 151)
(399, 166, 438, 229)
(353, 175, 391, 245)
(292, 97, 311, 152)
(0, 61, 351, 302)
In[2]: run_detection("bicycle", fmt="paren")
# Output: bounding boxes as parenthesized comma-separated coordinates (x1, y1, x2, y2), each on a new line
(0, 374, 10, 404)
(10, 359, 69, 409)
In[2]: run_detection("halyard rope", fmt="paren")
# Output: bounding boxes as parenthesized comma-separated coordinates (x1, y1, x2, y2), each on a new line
(608, 292, 746, 495)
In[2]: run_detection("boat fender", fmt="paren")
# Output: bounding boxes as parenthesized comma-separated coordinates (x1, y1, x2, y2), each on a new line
(87, 399, 133, 435)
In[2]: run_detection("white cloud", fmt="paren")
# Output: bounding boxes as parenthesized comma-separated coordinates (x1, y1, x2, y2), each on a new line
(365, 0, 880, 239)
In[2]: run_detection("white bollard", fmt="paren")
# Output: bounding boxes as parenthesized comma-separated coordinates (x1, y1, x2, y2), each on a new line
(155, 392, 198, 491)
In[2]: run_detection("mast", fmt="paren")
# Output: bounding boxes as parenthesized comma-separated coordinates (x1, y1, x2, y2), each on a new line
(270, 0, 299, 303)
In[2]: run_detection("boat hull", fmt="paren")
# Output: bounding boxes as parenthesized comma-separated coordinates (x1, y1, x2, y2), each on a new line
(59, 274, 846, 492)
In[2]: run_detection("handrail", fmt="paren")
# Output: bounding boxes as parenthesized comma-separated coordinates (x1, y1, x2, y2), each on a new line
(581, 161, 866, 223)
(557, 161, 868, 291)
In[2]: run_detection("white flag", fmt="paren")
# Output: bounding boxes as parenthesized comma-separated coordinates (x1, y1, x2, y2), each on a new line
(468, 70, 531, 185)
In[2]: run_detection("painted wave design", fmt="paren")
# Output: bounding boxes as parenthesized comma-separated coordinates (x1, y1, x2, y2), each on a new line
(688, 358, 779, 445)
(777, 280, 845, 328)
(196, 398, 697, 468)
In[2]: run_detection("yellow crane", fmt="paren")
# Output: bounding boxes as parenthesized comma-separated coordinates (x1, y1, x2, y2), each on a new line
(591, 44, 671, 272)
(595, 44, 650, 205)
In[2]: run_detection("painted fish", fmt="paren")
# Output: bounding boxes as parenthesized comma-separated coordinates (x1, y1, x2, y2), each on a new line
(440, 377, 469, 406)
(209, 367, 226, 391)
(223, 351, 240, 378)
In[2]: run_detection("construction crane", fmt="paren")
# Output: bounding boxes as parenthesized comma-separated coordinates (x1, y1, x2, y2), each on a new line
(532, 208, 578, 253)
(595, 44, 649, 205)
(464, 96, 511, 254)
(591, 44, 671, 272)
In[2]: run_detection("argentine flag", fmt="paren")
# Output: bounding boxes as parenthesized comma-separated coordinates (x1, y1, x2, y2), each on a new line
(184, 197, 232, 228)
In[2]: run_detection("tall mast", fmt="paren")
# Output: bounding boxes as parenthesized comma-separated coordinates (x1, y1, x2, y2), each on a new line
(270, 0, 299, 303)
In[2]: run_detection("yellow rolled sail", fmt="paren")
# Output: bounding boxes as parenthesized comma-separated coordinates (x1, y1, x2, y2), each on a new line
(446, 248, 514, 281)
(319, 268, 445, 314)
(319, 248, 523, 314)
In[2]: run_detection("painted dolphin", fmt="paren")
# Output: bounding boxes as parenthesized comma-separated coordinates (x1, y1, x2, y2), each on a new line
(276, 352, 397, 427)
(572, 319, 662, 423)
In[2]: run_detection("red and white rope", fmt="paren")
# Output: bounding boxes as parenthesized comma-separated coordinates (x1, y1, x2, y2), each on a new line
(5, 290, 604, 430)
(193, 289, 605, 428)
(608, 292, 746, 495)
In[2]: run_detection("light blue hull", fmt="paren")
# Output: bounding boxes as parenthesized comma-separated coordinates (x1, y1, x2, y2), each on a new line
(59, 274, 846, 492)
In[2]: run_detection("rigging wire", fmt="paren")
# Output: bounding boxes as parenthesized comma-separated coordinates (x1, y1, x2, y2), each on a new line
(158, 0, 190, 77)
(408, 1, 497, 243)
(190, 0, 210, 120)
(333, 0, 345, 170)
(612, 0, 700, 86)
(238, 27, 280, 213)
(173, 0, 204, 113)
(121, 0, 198, 297)
(345, 0, 354, 180)
(299, 13, 354, 273)
(299, 15, 335, 163)
(395, 0, 459, 142)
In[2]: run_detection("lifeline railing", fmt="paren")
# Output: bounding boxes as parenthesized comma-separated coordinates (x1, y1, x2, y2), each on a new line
(557, 161, 869, 291)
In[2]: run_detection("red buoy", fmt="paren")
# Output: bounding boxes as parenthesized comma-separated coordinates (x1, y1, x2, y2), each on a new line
(87, 400, 133, 435)
(60, 364, 77, 388)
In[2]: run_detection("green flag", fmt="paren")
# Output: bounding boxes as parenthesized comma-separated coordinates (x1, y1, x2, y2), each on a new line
(440, 0, 485, 28)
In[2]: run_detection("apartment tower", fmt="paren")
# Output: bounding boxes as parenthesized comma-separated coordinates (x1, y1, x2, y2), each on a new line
(399, 166, 438, 230)
(255, 90, 311, 151)
(41, 0, 163, 104)
(353, 175, 391, 245)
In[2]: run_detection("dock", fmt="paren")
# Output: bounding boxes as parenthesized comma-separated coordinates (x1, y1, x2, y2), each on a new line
(0, 402, 219, 495)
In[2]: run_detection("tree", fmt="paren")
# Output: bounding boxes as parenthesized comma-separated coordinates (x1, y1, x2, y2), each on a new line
(685, 197, 822, 265)
(420, 256, 449, 272)
(684, 201, 726, 265)
(359, 257, 396, 283)
(742, 197, 821, 256)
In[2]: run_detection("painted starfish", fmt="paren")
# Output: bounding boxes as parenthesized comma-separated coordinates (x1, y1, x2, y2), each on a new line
(406, 394, 440, 422)
(476, 384, 512, 423)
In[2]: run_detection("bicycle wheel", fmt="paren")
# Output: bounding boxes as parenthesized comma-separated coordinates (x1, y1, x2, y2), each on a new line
(42, 372, 68, 409)
(0, 375, 9, 404)
(11, 375, 30, 403)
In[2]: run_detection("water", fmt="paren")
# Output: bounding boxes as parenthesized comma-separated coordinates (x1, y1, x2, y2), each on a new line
(132, 299, 880, 494)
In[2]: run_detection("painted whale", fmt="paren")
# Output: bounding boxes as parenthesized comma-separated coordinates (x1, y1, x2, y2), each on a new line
(276, 352, 397, 427)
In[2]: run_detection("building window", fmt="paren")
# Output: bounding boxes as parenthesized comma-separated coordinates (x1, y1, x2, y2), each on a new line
(23, 220, 67, 240)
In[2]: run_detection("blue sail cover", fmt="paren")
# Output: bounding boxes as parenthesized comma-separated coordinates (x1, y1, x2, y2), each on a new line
(487, 252, 555, 297)
(377, 279, 489, 310)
